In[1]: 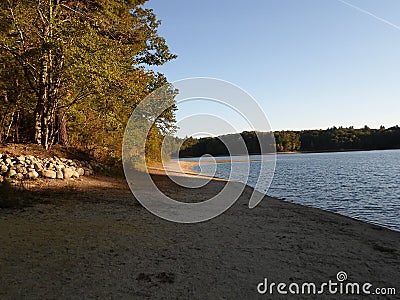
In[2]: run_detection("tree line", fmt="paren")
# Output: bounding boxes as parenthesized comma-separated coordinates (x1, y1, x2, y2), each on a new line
(0, 0, 176, 164)
(178, 126, 400, 157)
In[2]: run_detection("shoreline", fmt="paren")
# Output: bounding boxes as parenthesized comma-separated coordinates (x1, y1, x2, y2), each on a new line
(179, 160, 400, 233)
(0, 165, 399, 298)
(179, 159, 400, 233)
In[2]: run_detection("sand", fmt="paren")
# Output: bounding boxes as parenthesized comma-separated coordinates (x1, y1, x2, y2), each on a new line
(0, 162, 399, 299)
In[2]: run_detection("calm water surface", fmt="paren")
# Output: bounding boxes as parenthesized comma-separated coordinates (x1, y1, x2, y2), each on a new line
(185, 150, 400, 231)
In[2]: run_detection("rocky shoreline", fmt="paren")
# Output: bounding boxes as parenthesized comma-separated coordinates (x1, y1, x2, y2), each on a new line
(0, 154, 94, 182)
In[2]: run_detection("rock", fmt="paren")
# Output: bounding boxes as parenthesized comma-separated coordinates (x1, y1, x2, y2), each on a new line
(77, 168, 85, 176)
(41, 169, 57, 179)
(55, 165, 63, 171)
(62, 167, 74, 179)
(83, 167, 92, 176)
(34, 163, 43, 172)
(28, 170, 39, 179)
(1, 164, 8, 174)
(56, 170, 64, 179)
(7, 169, 17, 178)
(16, 165, 27, 174)
(0, 154, 90, 180)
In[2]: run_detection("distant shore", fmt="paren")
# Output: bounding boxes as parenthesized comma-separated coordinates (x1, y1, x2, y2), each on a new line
(176, 147, 400, 159)
(0, 163, 399, 298)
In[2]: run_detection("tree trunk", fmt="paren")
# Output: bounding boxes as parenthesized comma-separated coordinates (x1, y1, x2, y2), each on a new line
(35, 44, 49, 145)
(34, 106, 43, 144)
(57, 110, 69, 146)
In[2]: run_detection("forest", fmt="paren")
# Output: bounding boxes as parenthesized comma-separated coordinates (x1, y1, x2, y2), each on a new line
(1, 2, 399, 164)
(178, 126, 400, 157)
(0, 0, 176, 164)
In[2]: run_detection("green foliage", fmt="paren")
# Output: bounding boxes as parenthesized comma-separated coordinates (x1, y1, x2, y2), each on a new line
(178, 131, 275, 157)
(274, 131, 300, 152)
(300, 126, 400, 151)
(0, 0, 177, 163)
(179, 126, 400, 157)
(0, 49, 36, 143)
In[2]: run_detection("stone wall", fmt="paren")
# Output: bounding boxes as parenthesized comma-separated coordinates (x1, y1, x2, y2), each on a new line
(0, 154, 94, 182)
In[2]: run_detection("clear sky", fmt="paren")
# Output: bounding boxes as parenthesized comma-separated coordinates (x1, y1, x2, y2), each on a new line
(144, 0, 400, 136)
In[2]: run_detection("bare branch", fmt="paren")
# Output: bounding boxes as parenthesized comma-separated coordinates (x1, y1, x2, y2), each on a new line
(59, 3, 96, 22)
(36, 0, 49, 27)
(0, 44, 39, 94)
(58, 90, 95, 110)
(6, 0, 27, 53)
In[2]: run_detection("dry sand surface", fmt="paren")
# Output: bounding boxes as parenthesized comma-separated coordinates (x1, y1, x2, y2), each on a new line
(0, 162, 399, 299)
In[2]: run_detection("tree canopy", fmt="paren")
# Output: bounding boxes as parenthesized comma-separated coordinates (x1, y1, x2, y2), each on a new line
(178, 126, 400, 157)
(0, 0, 176, 163)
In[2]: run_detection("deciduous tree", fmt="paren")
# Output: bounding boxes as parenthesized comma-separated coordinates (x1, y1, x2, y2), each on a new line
(0, 0, 176, 153)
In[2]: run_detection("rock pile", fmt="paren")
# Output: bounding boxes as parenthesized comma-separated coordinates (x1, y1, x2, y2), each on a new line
(0, 154, 94, 182)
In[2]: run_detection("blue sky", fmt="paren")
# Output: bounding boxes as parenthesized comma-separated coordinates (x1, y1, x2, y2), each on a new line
(145, 0, 400, 136)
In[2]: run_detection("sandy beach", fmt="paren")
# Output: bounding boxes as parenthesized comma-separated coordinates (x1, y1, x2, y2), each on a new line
(0, 162, 399, 299)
